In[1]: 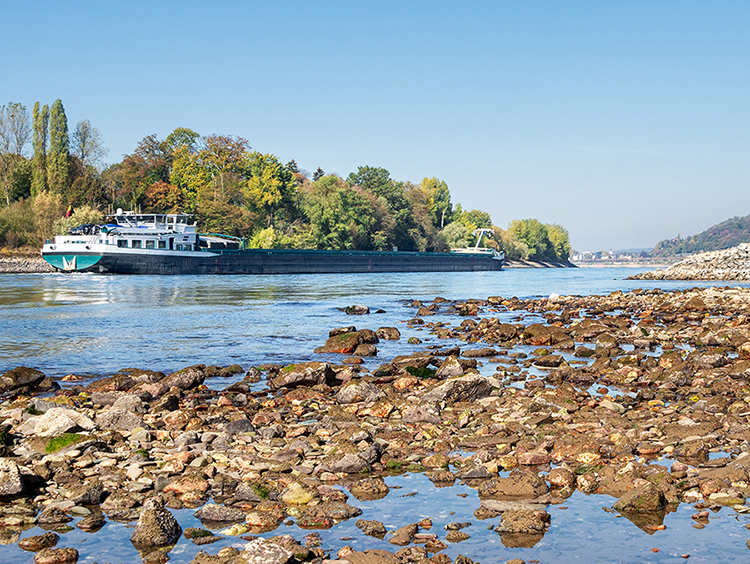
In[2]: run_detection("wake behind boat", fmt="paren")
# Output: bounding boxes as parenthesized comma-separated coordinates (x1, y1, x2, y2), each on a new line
(41, 211, 504, 275)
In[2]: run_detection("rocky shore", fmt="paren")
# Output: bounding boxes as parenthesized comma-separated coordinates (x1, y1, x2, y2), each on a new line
(4, 287, 750, 563)
(629, 243, 750, 281)
(0, 256, 55, 274)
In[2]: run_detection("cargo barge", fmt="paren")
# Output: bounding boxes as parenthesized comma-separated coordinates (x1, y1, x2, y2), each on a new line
(41, 211, 504, 275)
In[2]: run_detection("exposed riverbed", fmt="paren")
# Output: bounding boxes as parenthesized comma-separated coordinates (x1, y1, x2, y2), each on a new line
(3, 270, 750, 564)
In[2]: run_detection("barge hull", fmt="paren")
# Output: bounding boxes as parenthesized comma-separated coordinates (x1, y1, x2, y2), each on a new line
(43, 249, 503, 275)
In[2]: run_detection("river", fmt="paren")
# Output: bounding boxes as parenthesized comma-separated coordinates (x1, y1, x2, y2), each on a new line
(3, 268, 750, 564)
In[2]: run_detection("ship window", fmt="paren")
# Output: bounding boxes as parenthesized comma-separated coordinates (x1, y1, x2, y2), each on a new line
(117, 240, 127, 248)
(131, 240, 142, 248)
(158, 241, 166, 249)
(145, 240, 155, 249)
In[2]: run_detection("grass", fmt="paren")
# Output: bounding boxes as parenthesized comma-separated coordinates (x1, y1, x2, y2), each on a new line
(251, 483, 270, 499)
(405, 366, 437, 379)
(45, 433, 82, 453)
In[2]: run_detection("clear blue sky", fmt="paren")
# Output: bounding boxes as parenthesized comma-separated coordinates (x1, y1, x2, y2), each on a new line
(3, 1, 749, 251)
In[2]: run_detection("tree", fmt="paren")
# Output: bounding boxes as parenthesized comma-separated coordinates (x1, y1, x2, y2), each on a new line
(312, 167, 325, 181)
(31, 102, 49, 196)
(301, 175, 379, 250)
(0, 102, 31, 206)
(0, 102, 31, 156)
(441, 221, 471, 249)
(546, 223, 571, 261)
(143, 181, 183, 213)
(164, 127, 199, 153)
(242, 152, 298, 228)
(71, 120, 108, 169)
(509, 218, 550, 260)
(47, 99, 70, 195)
(420, 177, 452, 228)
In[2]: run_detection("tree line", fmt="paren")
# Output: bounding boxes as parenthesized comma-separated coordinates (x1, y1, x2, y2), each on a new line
(0, 99, 570, 261)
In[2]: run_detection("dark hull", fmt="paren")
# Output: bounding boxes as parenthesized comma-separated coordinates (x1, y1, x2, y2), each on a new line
(45, 248, 504, 275)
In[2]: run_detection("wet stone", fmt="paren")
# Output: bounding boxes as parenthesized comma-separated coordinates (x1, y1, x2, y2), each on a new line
(19, 531, 59, 552)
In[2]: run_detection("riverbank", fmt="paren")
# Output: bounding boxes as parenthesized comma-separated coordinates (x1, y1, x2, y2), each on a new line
(4, 286, 750, 563)
(629, 243, 750, 281)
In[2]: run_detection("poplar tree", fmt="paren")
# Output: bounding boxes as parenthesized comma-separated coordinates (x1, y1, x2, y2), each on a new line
(47, 99, 70, 195)
(31, 102, 49, 196)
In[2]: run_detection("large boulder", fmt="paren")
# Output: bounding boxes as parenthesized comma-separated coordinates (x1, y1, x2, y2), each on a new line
(270, 362, 336, 389)
(315, 329, 379, 354)
(17, 408, 96, 437)
(613, 483, 667, 512)
(336, 380, 386, 404)
(130, 497, 182, 547)
(477, 471, 549, 500)
(422, 374, 493, 405)
(160, 364, 206, 391)
(0, 367, 46, 393)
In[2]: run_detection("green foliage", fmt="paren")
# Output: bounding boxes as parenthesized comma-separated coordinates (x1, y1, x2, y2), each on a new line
(546, 223, 571, 260)
(31, 102, 48, 196)
(510, 218, 549, 260)
(251, 483, 270, 499)
(45, 433, 82, 453)
(242, 152, 298, 228)
(420, 177, 452, 228)
(494, 227, 530, 260)
(405, 366, 437, 379)
(53, 205, 104, 235)
(441, 221, 471, 249)
(47, 99, 70, 195)
(302, 175, 379, 250)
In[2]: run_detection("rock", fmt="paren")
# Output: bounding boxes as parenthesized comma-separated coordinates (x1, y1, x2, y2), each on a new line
(434, 356, 464, 379)
(111, 394, 146, 412)
(401, 405, 441, 424)
(76, 513, 106, 531)
(17, 408, 96, 437)
(336, 380, 386, 404)
(346, 305, 370, 315)
(344, 550, 399, 564)
(281, 482, 316, 505)
(376, 327, 400, 340)
(477, 471, 549, 499)
(548, 467, 576, 488)
(517, 452, 551, 466)
(389, 523, 418, 546)
(495, 510, 551, 534)
(194, 504, 245, 522)
(446, 530, 470, 542)
(356, 519, 387, 538)
(68, 482, 104, 505)
(222, 418, 255, 435)
(270, 362, 337, 389)
(422, 374, 493, 405)
(613, 483, 667, 512)
(329, 453, 372, 474)
(33, 548, 79, 564)
(130, 497, 182, 547)
(96, 408, 144, 431)
(160, 364, 206, 390)
(37, 507, 72, 525)
(455, 463, 492, 480)
(0, 458, 24, 496)
(19, 532, 59, 551)
(0, 366, 46, 393)
(240, 537, 293, 564)
(463, 348, 497, 358)
(350, 477, 389, 500)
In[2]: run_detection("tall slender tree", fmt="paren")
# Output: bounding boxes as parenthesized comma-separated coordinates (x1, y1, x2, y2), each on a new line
(47, 99, 70, 195)
(31, 102, 49, 196)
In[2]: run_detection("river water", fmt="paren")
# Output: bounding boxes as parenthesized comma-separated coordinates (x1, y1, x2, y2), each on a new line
(4, 267, 750, 563)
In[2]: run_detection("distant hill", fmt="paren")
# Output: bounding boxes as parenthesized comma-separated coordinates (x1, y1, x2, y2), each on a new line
(651, 215, 750, 256)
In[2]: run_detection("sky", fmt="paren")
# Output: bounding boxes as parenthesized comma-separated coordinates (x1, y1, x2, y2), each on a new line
(2, 1, 749, 251)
